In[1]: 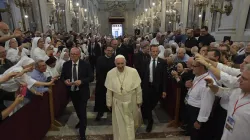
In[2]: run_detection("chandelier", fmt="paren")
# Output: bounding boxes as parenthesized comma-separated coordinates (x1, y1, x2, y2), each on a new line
(194, 0, 209, 8)
(14, 0, 31, 10)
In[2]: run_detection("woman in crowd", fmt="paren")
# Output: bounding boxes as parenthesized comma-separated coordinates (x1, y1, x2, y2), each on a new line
(30, 37, 49, 61)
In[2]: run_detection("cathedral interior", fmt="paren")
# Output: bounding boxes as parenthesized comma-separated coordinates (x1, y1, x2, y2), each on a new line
(0, 0, 250, 140)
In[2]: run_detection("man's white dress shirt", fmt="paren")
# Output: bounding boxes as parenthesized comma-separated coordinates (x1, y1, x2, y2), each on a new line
(149, 57, 158, 82)
(187, 72, 215, 122)
(216, 87, 250, 140)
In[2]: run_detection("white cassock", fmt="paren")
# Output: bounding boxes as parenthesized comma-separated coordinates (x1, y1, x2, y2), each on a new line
(105, 66, 142, 140)
(216, 87, 250, 140)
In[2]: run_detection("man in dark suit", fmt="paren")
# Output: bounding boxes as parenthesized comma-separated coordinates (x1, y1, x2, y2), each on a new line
(134, 42, 150, 78)
(111, 39, 129, 65)
(61, 47, 94, 140)
(88, 36, 101, 72)
(141, 45, 167, 132)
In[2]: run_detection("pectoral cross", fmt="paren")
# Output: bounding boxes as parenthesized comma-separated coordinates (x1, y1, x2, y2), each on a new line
(120, 87, 123, 93)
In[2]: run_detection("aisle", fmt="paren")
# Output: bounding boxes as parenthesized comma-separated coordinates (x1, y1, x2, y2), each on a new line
(45, 82, 188, 140)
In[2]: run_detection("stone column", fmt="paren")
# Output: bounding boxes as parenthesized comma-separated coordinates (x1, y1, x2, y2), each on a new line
(179, 0, 188, 32)
(160, 0, 166, 32)
(9, 0, 22, 29)
(65, 0, 73, 32)
(235, 0, 250, 41)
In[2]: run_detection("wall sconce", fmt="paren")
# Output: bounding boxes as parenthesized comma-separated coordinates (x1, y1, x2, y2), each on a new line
(210, 1, 233, 16)
(194, 0, 209, 11)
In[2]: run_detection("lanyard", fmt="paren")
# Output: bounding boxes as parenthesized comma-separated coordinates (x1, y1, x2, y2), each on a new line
(188, 73, 209, 94)
(232, 94, 250, 116)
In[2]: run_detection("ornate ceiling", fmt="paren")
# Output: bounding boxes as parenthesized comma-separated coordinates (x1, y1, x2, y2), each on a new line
(98, 0, 135, 11)
(97, 0, 135, 3)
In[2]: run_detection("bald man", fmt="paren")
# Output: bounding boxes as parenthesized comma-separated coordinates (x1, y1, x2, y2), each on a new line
(185, 29, 198, 56)
(150, 32, 161, 45)
(174, 48, 190, 63)
(0, 46, 13, 74)
(61, 47, 94, 140)
(0, 22, 21, 44)
(105, 55, 142, 140)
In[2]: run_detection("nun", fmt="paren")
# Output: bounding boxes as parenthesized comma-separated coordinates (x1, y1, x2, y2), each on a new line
(30, 37, 49, 61)
(1, 56, 55, 115)
(45, 56, 60, 78)
(55, 51, 69, 73)
(0, 56, 55, 93)
(5, 38, 27, 64)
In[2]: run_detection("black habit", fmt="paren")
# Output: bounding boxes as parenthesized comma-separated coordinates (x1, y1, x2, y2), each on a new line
(94, 56, 115, 112)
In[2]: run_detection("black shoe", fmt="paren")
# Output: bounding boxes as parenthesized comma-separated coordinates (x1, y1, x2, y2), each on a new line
(184, 131, 190, 136)
(75, 122, 80, 129)
(80, 136, 86, 140)
(95, 112, 104, 121)
(146, 120, 153, 133)
(180, 124, 188, 130)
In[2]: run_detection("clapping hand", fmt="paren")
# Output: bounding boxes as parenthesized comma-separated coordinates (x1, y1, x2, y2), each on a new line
(171, 70, 178, 78)
(162, 92, 167, 98)
(204, 78, 214, 88)
(13, 28, 22, 38)
(185, 80, 193, 88)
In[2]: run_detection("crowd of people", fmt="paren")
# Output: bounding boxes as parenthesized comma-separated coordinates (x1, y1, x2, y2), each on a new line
(0, 20, 249, 140)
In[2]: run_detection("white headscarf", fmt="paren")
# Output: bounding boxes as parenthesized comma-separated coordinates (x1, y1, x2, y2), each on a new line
(45, 37, 51, 44)
(59, 52, 66, 60)
(1, 56, 36, 92)
(158, 45, 165, 59)
(5, 38, 17, 50)
(3, 56, 35, 75)
(31, 37, 41, 59)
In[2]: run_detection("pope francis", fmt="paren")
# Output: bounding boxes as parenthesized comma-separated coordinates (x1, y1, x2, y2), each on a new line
(105, 55, 142, 140)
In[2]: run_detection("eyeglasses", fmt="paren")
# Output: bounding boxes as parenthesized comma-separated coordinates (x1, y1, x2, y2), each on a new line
(70, 53, 79, 56)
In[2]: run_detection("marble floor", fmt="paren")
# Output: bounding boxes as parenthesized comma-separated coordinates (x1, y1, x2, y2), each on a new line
(45, 82, 189, 140)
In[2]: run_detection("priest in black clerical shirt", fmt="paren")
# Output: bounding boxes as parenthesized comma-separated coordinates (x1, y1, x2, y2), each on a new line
(94, 46, 115, 121)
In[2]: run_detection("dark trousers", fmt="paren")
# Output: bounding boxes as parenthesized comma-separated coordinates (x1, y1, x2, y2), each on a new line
(141, 84, 161, 121)
(212, 104, 227, 140)
(89, 56, 97, 73)
(69, 90, 88, 139)
(187, 105, 212, 140)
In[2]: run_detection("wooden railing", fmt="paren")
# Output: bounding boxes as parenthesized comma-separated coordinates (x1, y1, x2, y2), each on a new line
(0, 80, 69, 140)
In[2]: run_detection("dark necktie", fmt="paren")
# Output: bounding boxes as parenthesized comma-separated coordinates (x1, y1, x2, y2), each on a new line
(153, 59, 156, 83)
(73, 64, 77, 90)
(91, 44, 94, 56)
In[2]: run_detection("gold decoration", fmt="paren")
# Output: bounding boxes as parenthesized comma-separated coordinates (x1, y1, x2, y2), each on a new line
(210, 2, 233, 16)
